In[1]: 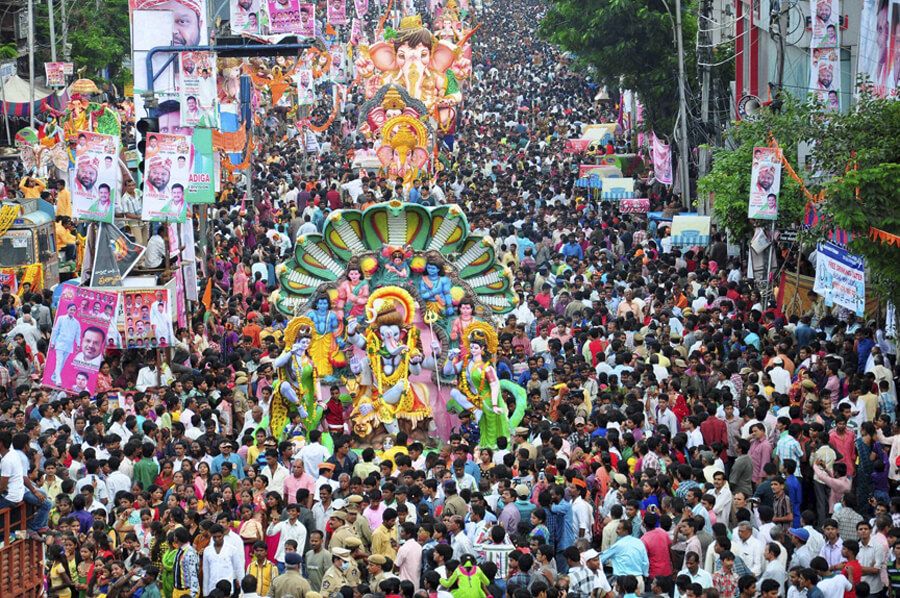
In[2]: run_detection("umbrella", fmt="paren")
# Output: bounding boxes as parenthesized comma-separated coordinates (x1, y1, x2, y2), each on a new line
(69, 78, 100, 95)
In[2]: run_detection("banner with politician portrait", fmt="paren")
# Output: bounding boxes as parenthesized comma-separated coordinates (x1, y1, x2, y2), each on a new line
(231, 0, 261, 33)
(141, 132, 191, 223)
(748, 146, 781, 220)
(327, 0, 347, 24)
(44, 62, 73, 87)
(43, 286, 119, 395)
(71, 131, 119, 224)
(353, 0, 368, 18)
(295, 67, 316, 105)
(178, 51, 219, 128)
(264, 0, 309, 34)
(810, 47, 841, 110)
(811, 0, 840, 47)
(858, 0, 899, 97)
(122, 289, 176, 349)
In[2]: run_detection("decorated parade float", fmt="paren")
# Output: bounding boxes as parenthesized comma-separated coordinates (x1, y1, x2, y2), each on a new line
(271, 201, 526, 449)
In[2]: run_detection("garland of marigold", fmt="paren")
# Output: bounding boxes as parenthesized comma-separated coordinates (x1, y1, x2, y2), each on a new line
(457, 358, 487, 410)
(19, 263, 43, 293)
(0, 205, 20, 238)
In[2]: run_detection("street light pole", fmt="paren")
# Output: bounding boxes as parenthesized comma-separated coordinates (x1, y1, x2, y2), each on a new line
(674, 0, 692, 208)
(27, 0, 35, 129)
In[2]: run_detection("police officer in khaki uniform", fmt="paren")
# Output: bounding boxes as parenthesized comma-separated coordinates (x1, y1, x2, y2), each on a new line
(366, 554, 396, 588)
(328, 511, 360, 550)
(320, 547, 361, 595)
(268, 552, 312, 598)
(345, 500, 373, 549)
(513, 427, 537, 460)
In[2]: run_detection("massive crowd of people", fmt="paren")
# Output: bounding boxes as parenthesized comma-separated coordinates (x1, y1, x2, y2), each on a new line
(0, 1, 897, 598)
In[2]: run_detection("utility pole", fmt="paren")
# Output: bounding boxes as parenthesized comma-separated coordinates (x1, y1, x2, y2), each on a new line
(674, 0, 691, 208)
(48, 0, 57, 62)
(698, 0, 712, 214)
(60, 0, 69, 61)
(27, 0, 35, 129)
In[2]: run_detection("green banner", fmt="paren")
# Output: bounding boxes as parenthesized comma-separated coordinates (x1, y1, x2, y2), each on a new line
(187, 128, 215, 204)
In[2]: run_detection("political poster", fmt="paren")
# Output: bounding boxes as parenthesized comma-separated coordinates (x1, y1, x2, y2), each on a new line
(810, 47, 840, 107)
(670, 215, 711, 248)
(122, 289, 176, 349)
(651, 133, 673, 185)
(90, 223, 147, 287)
(327, 0, 347, 24)
(187, 128, 215, 204)
(265, 0, 306, 34)
(295, 67, 316, 105)
(811, 0, 840, 47)
(44, 62, 73, 87)
(0, 269, 17, 294)
(858, 0, 899, 97)
(353, 0, 367, 18)
(141, 132, 191, 223)
(71, 131, 119, 224)
(130, 0, 209, 90)
(179, 51, 219, 128)
(231, 0, 261, 33)
(813, 241, 866, 316)
(43, 286, 119, 395)
(748, 146, 781, 220)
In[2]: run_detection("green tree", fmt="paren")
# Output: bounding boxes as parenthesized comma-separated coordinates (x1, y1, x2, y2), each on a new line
(813, 95, 900, 306)
(539, 0, 698, 134)
(33, 0, 131, 87)
(698, 97, 815, 239)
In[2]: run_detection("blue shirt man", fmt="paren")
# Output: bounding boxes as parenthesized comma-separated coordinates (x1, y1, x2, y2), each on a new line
(211, 441, 246, 479)
(600, 524, 650, 578)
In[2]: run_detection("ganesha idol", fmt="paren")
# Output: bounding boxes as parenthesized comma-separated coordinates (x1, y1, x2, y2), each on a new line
(356, 14, 464, 134)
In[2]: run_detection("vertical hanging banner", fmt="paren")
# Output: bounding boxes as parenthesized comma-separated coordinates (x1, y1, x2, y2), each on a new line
(813, 241, 866, 316)
(810, 47, 841, 110)
(327, 0, 348, 24)
(179, 51, 220, 128)
(858, 0, 898, 97)
(297, 2, 316, 35)
(650, 132, 673, 186)
(748, 146, 782, 220)
(123, 289, 176, 349)
(811, 0, 840, 47)
(231, 0, 261, 33)
(43, 286, 119, 395)
(141, 133, 191, 223)
(187, 128, 216, 204)
(71, 131, 119, 224)
(353, 0, 368, 17)
(295, 67, 316, 105)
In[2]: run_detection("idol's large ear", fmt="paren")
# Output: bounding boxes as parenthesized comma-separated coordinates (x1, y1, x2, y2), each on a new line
(370, 41, 398, 71)
(376, 145, 395, 167)
(429, 41, 457, 73)
(410, 147, 430, 169)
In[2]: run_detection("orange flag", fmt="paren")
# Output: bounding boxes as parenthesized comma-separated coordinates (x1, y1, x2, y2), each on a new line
(201, 277, 213, 312)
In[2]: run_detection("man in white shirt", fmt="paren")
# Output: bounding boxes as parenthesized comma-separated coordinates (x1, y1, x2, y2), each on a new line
(202, 524, 243, 595)
(0, 431, 25, 508)
(571, 484, 593, 542)
(299, 430, 329, 476)
(261, 449, 290, 495)
(104, 457, 132, 503)
(712, 472, 733, 524)
(267, 503, 308, 568)
(732, 521, 765, 577)
(768, 358, 791, 395)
